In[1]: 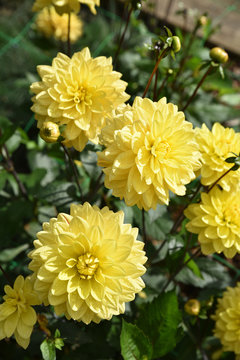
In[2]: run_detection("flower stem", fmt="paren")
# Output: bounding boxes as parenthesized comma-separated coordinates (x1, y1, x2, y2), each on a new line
(1, 143, 28, 199)
(113, 5, 133, 66)
(0, 264, 12, 285)
(142, 48, 168, 99)
(170, 181, 202, 234)
(182, 65, 213, 112)
(142, 209, 147, 243)
(207, 165, 235, 193)
(62, 144, 83, 201)
(161, 245, 201, 293)
(67, 12, 71, 57)
(153, 50, 160, 101)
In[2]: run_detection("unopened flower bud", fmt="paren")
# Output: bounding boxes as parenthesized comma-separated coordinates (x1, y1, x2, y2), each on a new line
(198, 15, 208, 26)
(210, 47, 228, 64)
(171, 36, 181, 53)
(184, 299, 201, 316)
(40, 122, 60, 143)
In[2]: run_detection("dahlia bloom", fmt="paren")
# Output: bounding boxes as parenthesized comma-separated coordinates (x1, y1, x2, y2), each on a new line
(185, 186, 240, 258)
(30, 48, 129, 152)
(32, 0, 100, 15)
(212, 283, 240, 355)
(35, 6, 83, 43)
(0, 276, 40, 349)
(28, 202, 147, 324)
(97, 97, 201, 210)
(196, 123, 240, 191)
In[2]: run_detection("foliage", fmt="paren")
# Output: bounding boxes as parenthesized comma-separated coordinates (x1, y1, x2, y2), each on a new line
(0, 0, 240, 359)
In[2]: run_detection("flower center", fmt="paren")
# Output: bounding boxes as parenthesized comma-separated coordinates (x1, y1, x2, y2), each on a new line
(73, 86, 92, 105)
(151, 139, 170, 161)
(76, 253, 99, 280)
(224, 202, 240, 226)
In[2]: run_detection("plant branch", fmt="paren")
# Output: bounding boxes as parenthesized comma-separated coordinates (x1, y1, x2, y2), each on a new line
(1, 143, 28, 199)
(142, 209, 147, 243)
(161, 245, 201, 293)
(0, 264, 12, 286)
(142, 48, 168, 98)
(62, 144, 83, 201)
(207, 165, 235, 193)
(182, 65, 213, 112)
(113, 5, 133, 66)
(67, 12, 71, 57)
(170, 181, 202, 234)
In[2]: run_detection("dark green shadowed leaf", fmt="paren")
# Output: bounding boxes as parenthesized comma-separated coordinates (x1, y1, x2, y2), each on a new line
(120, 320, 153, 360)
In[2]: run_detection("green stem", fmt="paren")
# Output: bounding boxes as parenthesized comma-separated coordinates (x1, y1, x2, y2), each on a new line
(161, 245, 201, 293)
(0, 264, 12, 286)
(62, 144, 83, 201)
(170, 181, 202, 234)
(142, 48, 168, 98)
(142, 209, 147, 243)
(182, 65, 213, 112)
(1, 143, 28, 199)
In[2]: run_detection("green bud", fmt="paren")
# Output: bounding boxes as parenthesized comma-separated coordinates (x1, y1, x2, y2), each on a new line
(40, 122, 60, 143)
(198, 15, 208, 26)
(184, 299, 201, 316)
(171, 36, 181, 53)
(210, 47, 228, 64)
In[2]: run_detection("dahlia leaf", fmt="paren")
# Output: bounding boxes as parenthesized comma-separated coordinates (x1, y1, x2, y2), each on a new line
(184, 253, 203, 279)
(137, 291, 181, 358)
(40, 339, 56, 360)
(120, 320, 153, 360)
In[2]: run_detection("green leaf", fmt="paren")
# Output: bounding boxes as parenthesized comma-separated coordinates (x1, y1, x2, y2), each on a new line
(137, 291, 182, 357)
(0, 116, 16, 146)
(40, 339, 56, 360)
(0, 244, 29, 262)
(225, 156, 237, 163)
(120, 320, 153, 360)
(184, 253, 203, 278)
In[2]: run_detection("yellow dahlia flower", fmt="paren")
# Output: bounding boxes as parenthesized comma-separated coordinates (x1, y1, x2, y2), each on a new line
(196, 123, 240, 191)
(32, 0, 100, 15)
(30, 48, 129, 152)
(212, 283, 240, 355)
(0, 275, 40, 349)
(28, 202, 147, 324)
(185, 186, 240, 258)
(35, 7, 83, 43)
(97, 97, 201, 210)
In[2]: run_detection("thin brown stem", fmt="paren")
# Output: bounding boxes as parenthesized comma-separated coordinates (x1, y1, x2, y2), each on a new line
(157, 73, 169, 98)
(85, 172, 104, 202)
(1, 144, 28, 199)
(142, 48, 168, 98)
(161, 246, 201, 293)
(0, 264, 12, 285)
(153, 51, 160, 101)
(62, 144, 83, 201)
(142, 209, 147, 243)
(67, 12, 71, 57)
(182, 65, 213, 112)
(113, 5, 133, 66)
(207, 165, 235, 193)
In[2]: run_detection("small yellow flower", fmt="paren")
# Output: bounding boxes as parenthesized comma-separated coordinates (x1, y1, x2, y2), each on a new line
(212, 283, 240, 355)
(28, 202, 147, 324)
(30, 48, 129, 152)
(32, 0, 100, 15)
(0, 276, 40, 349)
(40, 121, 60, 143)
(196, 123, 240, 191)
(35, 7, 83, 43)
(185, 185, 240, 258)
(97, 98, 201, 210)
